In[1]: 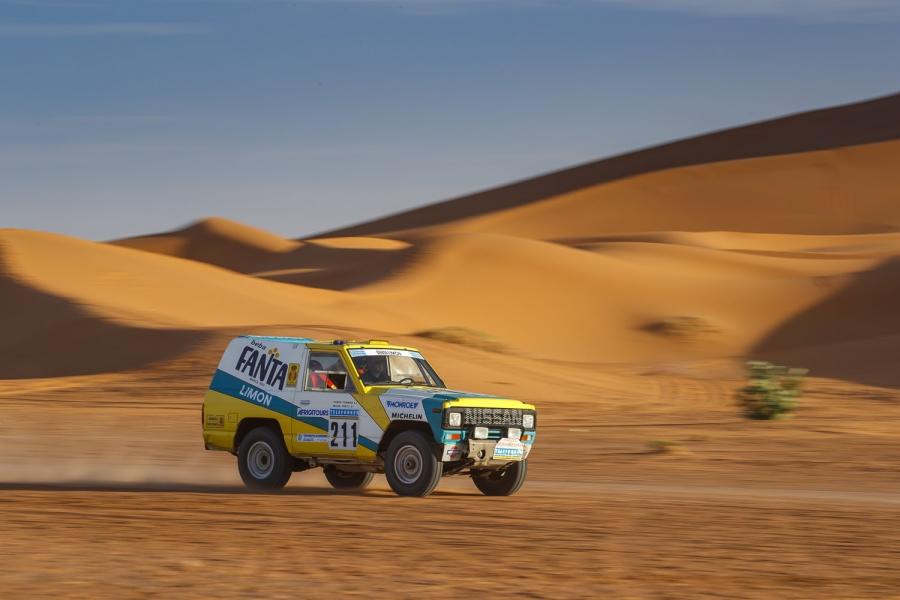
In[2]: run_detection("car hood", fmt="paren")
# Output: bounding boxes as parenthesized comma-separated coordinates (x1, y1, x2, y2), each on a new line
(375, 386, 535, 410)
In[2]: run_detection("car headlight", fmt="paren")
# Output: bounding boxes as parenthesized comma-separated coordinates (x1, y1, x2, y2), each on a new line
(522, 413, 535, 429)
(447, 411, 462, 427)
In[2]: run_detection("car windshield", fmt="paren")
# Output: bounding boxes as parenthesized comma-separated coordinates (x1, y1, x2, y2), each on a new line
(349, 348, 445, 387)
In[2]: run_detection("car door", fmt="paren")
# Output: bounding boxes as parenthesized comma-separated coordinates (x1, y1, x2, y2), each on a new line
(292, 350, 362, 457)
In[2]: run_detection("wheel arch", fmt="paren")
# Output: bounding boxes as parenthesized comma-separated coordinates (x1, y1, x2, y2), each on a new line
(377, 420, 435, 455)
(234, 417, 284, 452)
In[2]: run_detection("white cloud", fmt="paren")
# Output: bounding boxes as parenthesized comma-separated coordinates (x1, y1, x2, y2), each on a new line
(0, 21, 210, 37)
(262, 0, 900, 21)
(3, 0, 897, 22)
(591, 0, 900, 22)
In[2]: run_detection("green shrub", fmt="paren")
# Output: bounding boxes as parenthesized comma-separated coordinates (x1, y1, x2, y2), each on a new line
(738, 361, 807, 420)
(647, 440, 680, 454)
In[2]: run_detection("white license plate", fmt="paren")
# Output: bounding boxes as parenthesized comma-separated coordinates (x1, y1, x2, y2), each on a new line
(493, 438, 525, 461)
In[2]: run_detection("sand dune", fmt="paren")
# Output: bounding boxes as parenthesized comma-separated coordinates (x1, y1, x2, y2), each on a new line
(6, 92, 900, 385)
(5, 229, 340, 328)
(9, 224, 896, 372)
(355, 232, 888, 362)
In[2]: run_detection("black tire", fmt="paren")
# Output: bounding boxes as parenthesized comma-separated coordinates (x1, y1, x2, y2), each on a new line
(384, 430, 443, 497)
(323, 465, 375, 490)
(237, 426, 293, 491)
(472, 460, 528, 496)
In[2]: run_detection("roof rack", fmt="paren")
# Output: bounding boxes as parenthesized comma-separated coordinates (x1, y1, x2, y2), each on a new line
(243, 335, 314, 343)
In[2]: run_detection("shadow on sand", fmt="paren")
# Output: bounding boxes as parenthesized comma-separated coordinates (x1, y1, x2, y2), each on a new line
(0, 249, 207, 379)
(752, 257, 900, 389)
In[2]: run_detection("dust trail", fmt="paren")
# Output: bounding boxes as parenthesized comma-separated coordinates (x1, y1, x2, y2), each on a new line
(0, 457, 238, 487)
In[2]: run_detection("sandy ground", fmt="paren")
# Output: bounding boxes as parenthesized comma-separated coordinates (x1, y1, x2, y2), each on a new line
(2, 343, 900, 599)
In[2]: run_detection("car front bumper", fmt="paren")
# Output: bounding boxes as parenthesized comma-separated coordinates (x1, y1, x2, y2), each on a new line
(441, 436, 533, 465)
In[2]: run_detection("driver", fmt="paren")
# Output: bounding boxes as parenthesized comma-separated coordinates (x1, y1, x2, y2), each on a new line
(360, 356, 388, 384)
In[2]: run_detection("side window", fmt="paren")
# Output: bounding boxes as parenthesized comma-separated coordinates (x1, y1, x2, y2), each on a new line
(305, 352, 354, 392)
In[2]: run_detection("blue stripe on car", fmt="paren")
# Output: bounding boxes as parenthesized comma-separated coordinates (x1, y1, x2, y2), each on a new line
(210, 369, 378, 451)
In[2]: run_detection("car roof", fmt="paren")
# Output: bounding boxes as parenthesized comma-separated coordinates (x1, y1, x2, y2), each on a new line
(238, 335, 420, 353)
(309, 341, 422, 353)
(238, 335, 314, 344)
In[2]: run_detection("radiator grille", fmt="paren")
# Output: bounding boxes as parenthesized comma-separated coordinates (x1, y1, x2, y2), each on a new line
(462, 407, 523, 427)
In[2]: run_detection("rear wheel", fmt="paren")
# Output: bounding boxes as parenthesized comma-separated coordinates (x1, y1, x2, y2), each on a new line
(384, 430, 443, 497)
(323, 465, 374, 490)
(237, 427, 293, 491)
(472, 460, 528, 496)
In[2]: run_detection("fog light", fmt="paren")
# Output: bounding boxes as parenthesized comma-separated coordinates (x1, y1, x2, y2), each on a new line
(522, 414, 535, 429)
(473, 426, 489, 439)
(507, 427, 522, 440)
(448, 412, 462, 427)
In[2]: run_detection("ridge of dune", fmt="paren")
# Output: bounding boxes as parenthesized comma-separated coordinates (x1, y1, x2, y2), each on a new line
(305, 236, 411, 251)
(112, 217, 301, 273)
(560, 231, 900, 254)
(449, 139, 900, 239)
(317, 92, 900, 238)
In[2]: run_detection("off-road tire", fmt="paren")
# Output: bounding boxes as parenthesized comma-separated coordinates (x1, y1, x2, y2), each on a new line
(472, 460, 528, 496)
(237, 426, 293, 491)
(384, 430, 443, 497)
(323, 465, 375, 490)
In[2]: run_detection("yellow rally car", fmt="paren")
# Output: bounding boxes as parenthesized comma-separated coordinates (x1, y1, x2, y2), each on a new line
(202, 336, 537, 497)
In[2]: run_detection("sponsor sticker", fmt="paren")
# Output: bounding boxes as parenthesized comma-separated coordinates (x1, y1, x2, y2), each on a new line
(297, 408, 329, 418)
(383, 398, 424, 421)
(442, 444, 463, 461)
(390, 411, 424, 421)
(286, 363, 300, 388)
(239, 384, 272, 407)
(297, 433, 328, 443)
(330, 407, 360, 419)
(234, 344, 289, 391)
(386, 400, 419, 410)
(206, 414, 225, 428)
(348, 348, 424, 359)
(493, 438, 525, 461)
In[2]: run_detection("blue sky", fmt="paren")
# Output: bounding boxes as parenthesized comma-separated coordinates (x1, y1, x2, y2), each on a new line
(1, 0, 899, 240)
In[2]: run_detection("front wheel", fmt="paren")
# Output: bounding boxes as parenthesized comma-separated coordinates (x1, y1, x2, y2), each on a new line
(237, 427, 293, 491)
(384, 430, 443, 497)
(323, 465, 374, 490)
(472, 460, 528, 496)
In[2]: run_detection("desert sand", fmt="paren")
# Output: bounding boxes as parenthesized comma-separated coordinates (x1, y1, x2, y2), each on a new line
(3, 92, 900, 598)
